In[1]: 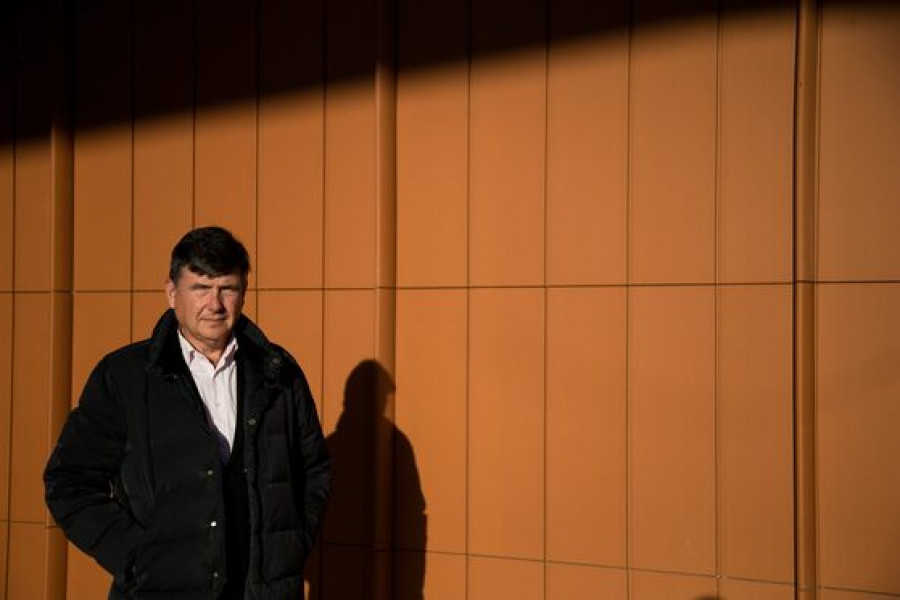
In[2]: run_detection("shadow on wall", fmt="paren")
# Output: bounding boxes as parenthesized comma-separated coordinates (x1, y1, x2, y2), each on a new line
(307, 360, 427, 600)
(5, 0, 897, 144)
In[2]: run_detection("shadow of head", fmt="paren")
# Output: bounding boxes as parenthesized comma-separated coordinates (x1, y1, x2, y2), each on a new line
(343, 359, 395, 422)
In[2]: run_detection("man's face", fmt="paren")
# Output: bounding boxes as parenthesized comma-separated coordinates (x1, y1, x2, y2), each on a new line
(165, 269, 245, 354)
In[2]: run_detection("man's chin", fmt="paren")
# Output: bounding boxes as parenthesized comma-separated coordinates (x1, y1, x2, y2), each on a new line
(200, 323, 232, 340)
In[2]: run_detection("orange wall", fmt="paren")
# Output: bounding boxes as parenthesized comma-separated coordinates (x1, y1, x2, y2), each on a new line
(1, 1, 899, 599)
(815, 4, 900, 598)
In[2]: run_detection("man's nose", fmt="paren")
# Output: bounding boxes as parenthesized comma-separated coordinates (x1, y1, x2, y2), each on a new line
(208, 290, 224, 311)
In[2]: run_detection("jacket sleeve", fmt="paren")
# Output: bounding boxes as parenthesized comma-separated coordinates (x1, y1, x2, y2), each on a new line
(292, 370, 332, 553)
(44, 357, 145, 580)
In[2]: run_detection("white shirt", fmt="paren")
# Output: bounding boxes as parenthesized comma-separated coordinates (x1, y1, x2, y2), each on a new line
(177, 330, 239, 450)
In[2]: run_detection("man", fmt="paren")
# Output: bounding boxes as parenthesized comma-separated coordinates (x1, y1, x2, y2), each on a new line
(45, 226, 331, 599)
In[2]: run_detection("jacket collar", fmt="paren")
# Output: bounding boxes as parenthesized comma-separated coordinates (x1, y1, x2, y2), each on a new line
(146, 309, 284, 385)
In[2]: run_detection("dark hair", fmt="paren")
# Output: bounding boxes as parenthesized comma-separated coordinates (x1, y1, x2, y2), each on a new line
(169, 226, 250, 286)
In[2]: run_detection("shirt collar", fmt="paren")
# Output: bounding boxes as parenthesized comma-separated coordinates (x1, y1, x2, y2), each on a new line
(177, 328, 239, 370)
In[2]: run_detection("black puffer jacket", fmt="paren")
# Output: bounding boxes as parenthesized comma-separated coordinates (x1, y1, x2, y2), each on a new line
(44, 310, 331, 599)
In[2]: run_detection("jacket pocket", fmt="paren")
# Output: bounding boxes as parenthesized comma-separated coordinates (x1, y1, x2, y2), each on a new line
(259, 529, 308, 582)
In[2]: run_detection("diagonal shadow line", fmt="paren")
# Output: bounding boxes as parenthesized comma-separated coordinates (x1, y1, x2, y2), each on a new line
(1, 0, 895, 144)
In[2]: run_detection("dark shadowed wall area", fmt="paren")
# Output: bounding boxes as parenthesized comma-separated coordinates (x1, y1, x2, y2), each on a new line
(1, 0, 899, 598)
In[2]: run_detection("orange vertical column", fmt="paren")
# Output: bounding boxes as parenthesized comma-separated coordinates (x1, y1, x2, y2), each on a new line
(545, 1, 629, 597)
(628, 1, 718, 595)
(395, 0, 469, 596)
(794, 1, 819, 599)
(320, 0, 397, 596)
(7, 1, 73, 599)
(816, 2, 900, 598)
(373, 0, 397, 596)
(321, 0, 380, 587)
(68, 1, 134, 594)
(468, 0, 547, 594)
(0, 6, 14, 594)
(716, 2, 796, 598)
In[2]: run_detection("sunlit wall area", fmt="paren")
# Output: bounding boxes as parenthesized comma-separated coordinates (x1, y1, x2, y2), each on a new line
(396, 0, 796, 597)
(0, 0, 899, 599)
(816, 3, 900, 598)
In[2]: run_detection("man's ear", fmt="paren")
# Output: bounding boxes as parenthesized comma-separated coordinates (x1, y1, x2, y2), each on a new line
(165, 279, 176, 309)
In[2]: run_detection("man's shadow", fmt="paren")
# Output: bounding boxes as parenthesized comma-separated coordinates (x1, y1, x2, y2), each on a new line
(307, 360, 427, 599)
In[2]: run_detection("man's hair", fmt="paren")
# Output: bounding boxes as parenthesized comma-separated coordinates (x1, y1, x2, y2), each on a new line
(169, 226, 250, 286)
